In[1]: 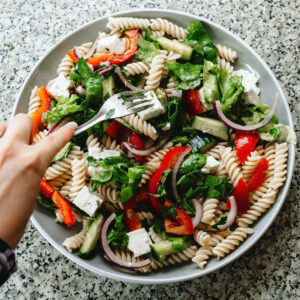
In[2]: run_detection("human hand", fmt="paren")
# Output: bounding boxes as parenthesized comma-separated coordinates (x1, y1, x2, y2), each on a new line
(0, 114, 77, 248)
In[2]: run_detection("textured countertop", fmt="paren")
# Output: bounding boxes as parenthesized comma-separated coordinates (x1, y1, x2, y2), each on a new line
(1, 0, 299, 299)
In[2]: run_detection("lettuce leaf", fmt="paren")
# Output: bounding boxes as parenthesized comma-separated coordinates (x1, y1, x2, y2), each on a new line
(43, 94, 85, 126)
(164, 61, 203, 90)
(203, 60, 220, 105)
(135, 38, 161, 63)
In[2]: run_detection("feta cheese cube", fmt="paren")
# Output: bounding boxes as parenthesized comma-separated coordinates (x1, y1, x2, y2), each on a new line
(99, 149, 120, 160)
(148, 226, 163, 243)
(48, 74, 73, 98)
(88, 147, 102, 160)
(73, 186, 104, 217)
(127, 228, 152, 257)
(96, 35, 126, 54)
(137, 91, 165, 120)
(201, 156, 220, 174)
(233, 69, 260, 95)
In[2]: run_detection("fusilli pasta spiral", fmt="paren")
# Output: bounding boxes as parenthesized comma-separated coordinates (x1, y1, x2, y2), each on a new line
(150, 18, 187, 40)
(216, 44, 237, 63)
(212, 227, 254, 259)
(124, 61, 150, 76)
(221, 147, 243, 186)
(101, 134, 120, 150)
(202, 198, 219, 225)
(144, 51, 167, 91)
(192, 246, 212, 269)
(136, 211, 155, 224)
(69, 159, 87, 201)
(33, 129, 48, 144)
(122, 115, 157, 140)
(242, 151, 261, 182)
(62, 229, 87, 252)
(217, 56, 234, 73)
(107, 17, 150, 31)
(28, 86, 41, 115)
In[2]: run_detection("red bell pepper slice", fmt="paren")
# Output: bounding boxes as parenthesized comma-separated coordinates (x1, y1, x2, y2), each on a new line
(106, 120, 124, 141)
(235, 131, 259, 164)
(86, 29, 139, 67)
(164, 200, 194, 235)
(247, 158, 269, 192)
(148, 147, 189, 214)
(182, 89, 203, 117)
(227, 178, 249, 214)
(67, 48, 79, 63)
(124, 189, 148, 231)
(30, 86, 50, 136)
(40, 179, 75, 227)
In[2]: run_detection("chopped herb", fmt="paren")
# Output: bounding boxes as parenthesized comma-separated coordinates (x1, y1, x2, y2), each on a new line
(211, 216, 227, 229)
(105, 108, 115, 120)
(270, 127, 280, 138)
(107, 214, 129, 247)
(249, 191, 254, 197)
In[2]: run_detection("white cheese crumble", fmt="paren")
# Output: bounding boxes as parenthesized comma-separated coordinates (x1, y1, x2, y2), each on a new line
(127, 228, 152, 257)
(148, 226, 163, 243)
(137, 91, 165, 121)
(99, 149, 120, 159)
(96, 35, 126, 54)
(48, 74, 73, 98)
(88, 147, 102, 160)
(73, 186, 104, 217)
(233, 69, 260, 95)
(201, 156, 220, 174)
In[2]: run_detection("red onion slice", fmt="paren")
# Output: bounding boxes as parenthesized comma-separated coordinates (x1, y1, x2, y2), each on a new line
(115, 67, 145, 92)
(213, 196, 237, 231)
(47, 117, 70, 136)
(213, 93, 279, 131)
(73, 47, 79, 59)
(191, 199, 202, 228)
(122, 132, 173, 157)
(101, 213, 151, 269)
(171, 146, 192, 203)
(97, 66, 113, 75)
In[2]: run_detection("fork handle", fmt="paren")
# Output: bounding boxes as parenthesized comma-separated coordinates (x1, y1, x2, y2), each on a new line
(74, 113, 106, 136)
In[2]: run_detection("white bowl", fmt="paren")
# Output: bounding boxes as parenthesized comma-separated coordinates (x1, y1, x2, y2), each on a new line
(12, 9, 295, 284)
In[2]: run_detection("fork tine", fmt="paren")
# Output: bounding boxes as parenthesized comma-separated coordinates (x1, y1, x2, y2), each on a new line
(131, 104, 154, 114)
(125, 99, 152, 108)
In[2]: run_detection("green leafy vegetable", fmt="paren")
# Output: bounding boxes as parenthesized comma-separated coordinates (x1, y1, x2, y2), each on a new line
(107, 214, 129, 246)
(152, 218, 168, 240)
(211, 216, 227, 229)
(143, 28, 160, 47)
(161, 205, 177, 217)
(182, 186, 207, 216)
(204, 175, 233, 200)
(37, 194, 55, 210)
(183, 21, 218, 64)
(188, 135, 216, 153)
(179, 153, 207, 175)
(203, 60, 220, 106)
(172, 136, 190, 144)
(105, 108, 115, 120)
(257, 115, 279, 142)
(164, 62, 203, 90)
(177, 170, 204, 191)
(135, 38, 161, 63)
(43, 94, 85, 126)
(218, 68, 244, 112)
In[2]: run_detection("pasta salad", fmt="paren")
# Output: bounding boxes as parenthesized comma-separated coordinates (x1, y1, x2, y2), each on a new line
(30, 17, 296, 272)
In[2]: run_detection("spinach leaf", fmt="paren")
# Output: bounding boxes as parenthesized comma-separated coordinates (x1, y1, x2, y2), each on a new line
(120, 165, 146, 202)
(172, 136, 190, 144)
(184, 21, 218, 64)
(164, 62, 203, 90)
(167, 96, 181, 127)
(176, 170, 204, 190)
(218, 68, 244, 113)
(43, 94, 85, 126)
(135, 38, 161, 63)
(156, 169, 173, 199)
(107, 214, 129, 246)
(204, 175, 233, 200)
(182, 186, 207, 216)
(179, 153, 207, 175)
(188, 135, 216, 153)
(211, 216, 227, 230)
(37, 194, 55, 210)
(70, 57, 93, 85)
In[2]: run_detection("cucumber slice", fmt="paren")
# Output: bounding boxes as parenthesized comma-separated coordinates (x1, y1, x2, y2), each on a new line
(78, 214, 104, 258)
(102, 74, 115, 100)
(150, 240, 176, 261)
(189, 135, 216, 153)
(192, 116, 229, 141)
(157, 37, 193, 61)
(52, 142, 72, 162)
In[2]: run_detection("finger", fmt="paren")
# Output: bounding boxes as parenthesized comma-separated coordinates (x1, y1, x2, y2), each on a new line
(0, 122, 6, 138)
(4, 114, 33, 143)
(34, 122, 77, 164)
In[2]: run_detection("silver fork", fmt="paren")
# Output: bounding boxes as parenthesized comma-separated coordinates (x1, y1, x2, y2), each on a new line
(75, 91, 153, 136)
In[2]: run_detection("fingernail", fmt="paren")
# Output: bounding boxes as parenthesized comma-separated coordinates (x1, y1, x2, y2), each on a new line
(65, 121, 78, 130)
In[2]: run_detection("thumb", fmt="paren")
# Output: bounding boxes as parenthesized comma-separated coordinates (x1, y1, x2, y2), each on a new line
(34, 122, 78, 165)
